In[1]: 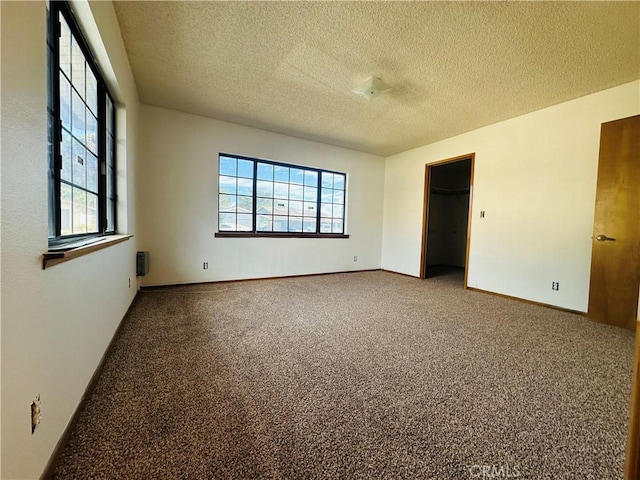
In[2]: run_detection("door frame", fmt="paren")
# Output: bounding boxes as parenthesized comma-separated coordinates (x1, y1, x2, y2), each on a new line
(419, 153, 476, 286)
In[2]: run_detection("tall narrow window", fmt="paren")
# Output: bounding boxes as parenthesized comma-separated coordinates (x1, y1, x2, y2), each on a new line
(48, 1, 116, 245)
(217, 154, 347, 236)
(320, 172, 346, 234)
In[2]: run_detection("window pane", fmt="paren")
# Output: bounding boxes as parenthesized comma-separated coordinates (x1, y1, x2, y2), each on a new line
(274, 166, 289, 183)
(333, 174, 345, 190)
(48, 94, 54, 238)
(273, 217, 288, 232)
(71, 37, 85, 99)
(256, 215, 272, 232)
(106, 97, 114, 134)
(61, 183, 72, 235)
(320, 219, 332, 233)
(273, 199, 288, 215)
(86, 68, 97, 115)
(71, 89, 85, 141)
(322, 172, 333, 188)
(288, 217, 303, 232)
(333, 190, 345, 204)
(219, 194, 236, 212)
(106, 128, 114, 232)
(274, 182, 288, 199)
(60, 74, 71, 130)
(303, 218, 316, 232)
(290, 184, 303, 201)
(257, 163, 273, 181)
(86, 110, 97, 154)
(237, 195, 253, 213)
(86, 152, 98, 193)
(290, 168, 304, 185)
(219, 212, 236, 231)
(333, 204, 344, 219)
(303, 186, 317, 202)
(106, 133, 114, 170)
(257, 180, 273, 197)
(59, 16, 71, 77)
(332, 220, 344, 234)
(236, 213, 252, 231)
(106, 129, 115, 228)
(72, 187, 87, 234)
(289, 200, 302, 216)
(237, 159, 253, 178)
(303, 202, 317, 217)
(257, 197, 273, 214)
(87, 193, 98, 232)
(107, 198, 115, 232)
(61, 130, 72, 182)
(219, 176, 236, 194)
(72, 139, 86, 188)
(304, 170, 317, 186)
(320, 203, 332, 218)
(219, 157, 236, 176)
(321, 189, 333, 203)
(237, 177, 253, 196)
(107, 166, 114, 200)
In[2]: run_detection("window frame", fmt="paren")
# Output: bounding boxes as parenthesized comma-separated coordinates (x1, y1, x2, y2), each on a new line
(215, 153, 349, 239)
(47, 1, 116, 247)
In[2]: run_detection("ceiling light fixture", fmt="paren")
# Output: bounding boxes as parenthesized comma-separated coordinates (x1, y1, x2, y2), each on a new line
(351, 76, 391, 101)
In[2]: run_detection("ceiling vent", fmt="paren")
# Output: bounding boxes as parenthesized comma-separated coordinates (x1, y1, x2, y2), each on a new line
(351, 76, 391, 101)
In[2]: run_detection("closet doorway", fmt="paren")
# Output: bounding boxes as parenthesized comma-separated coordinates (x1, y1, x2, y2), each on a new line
(420, 154, 475, 286)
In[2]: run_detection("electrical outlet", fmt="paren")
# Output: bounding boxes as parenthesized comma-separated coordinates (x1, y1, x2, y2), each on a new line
(128, 277, 131, 288)
(31, 394, 41, 434)
(203, 262, 209, 270)
(480, 210, 486, 218)
(354, 256, 358, 262)
(552, 281, 559, 291)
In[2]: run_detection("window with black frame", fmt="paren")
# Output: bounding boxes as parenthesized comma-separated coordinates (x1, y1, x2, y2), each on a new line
(47, 1, 116, 245)
(218, 154, 347, 236)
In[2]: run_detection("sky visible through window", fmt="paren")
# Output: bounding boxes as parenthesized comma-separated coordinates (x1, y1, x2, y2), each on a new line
(218, 155, 346, 234)
(59, 13, 100, 235)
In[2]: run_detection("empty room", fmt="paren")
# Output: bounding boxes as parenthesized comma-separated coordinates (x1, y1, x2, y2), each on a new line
(2, 1, 640, 479)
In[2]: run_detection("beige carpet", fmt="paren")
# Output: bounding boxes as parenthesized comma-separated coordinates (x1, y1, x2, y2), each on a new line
(52, 270, 634, 479)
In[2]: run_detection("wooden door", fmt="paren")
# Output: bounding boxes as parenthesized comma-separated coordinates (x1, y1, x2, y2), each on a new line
(587, 115, 640, 331)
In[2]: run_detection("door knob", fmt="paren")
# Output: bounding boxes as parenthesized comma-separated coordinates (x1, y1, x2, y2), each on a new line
(595, 234, 616, 242)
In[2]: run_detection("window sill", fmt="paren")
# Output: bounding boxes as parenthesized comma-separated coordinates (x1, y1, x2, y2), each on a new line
(215, 232, 349, 239)
(42, 234, 133, 269)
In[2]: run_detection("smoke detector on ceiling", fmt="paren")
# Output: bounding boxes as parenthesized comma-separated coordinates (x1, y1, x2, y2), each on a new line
(351, 76, 391, 101)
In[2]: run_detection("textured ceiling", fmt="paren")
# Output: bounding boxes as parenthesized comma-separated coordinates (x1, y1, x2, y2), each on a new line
(113, 1, 640, 157)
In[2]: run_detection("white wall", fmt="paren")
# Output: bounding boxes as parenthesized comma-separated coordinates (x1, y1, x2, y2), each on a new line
(137, 105, 385, 286)
(382, 81, 640, 311)
(0, 2, 139, 478)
